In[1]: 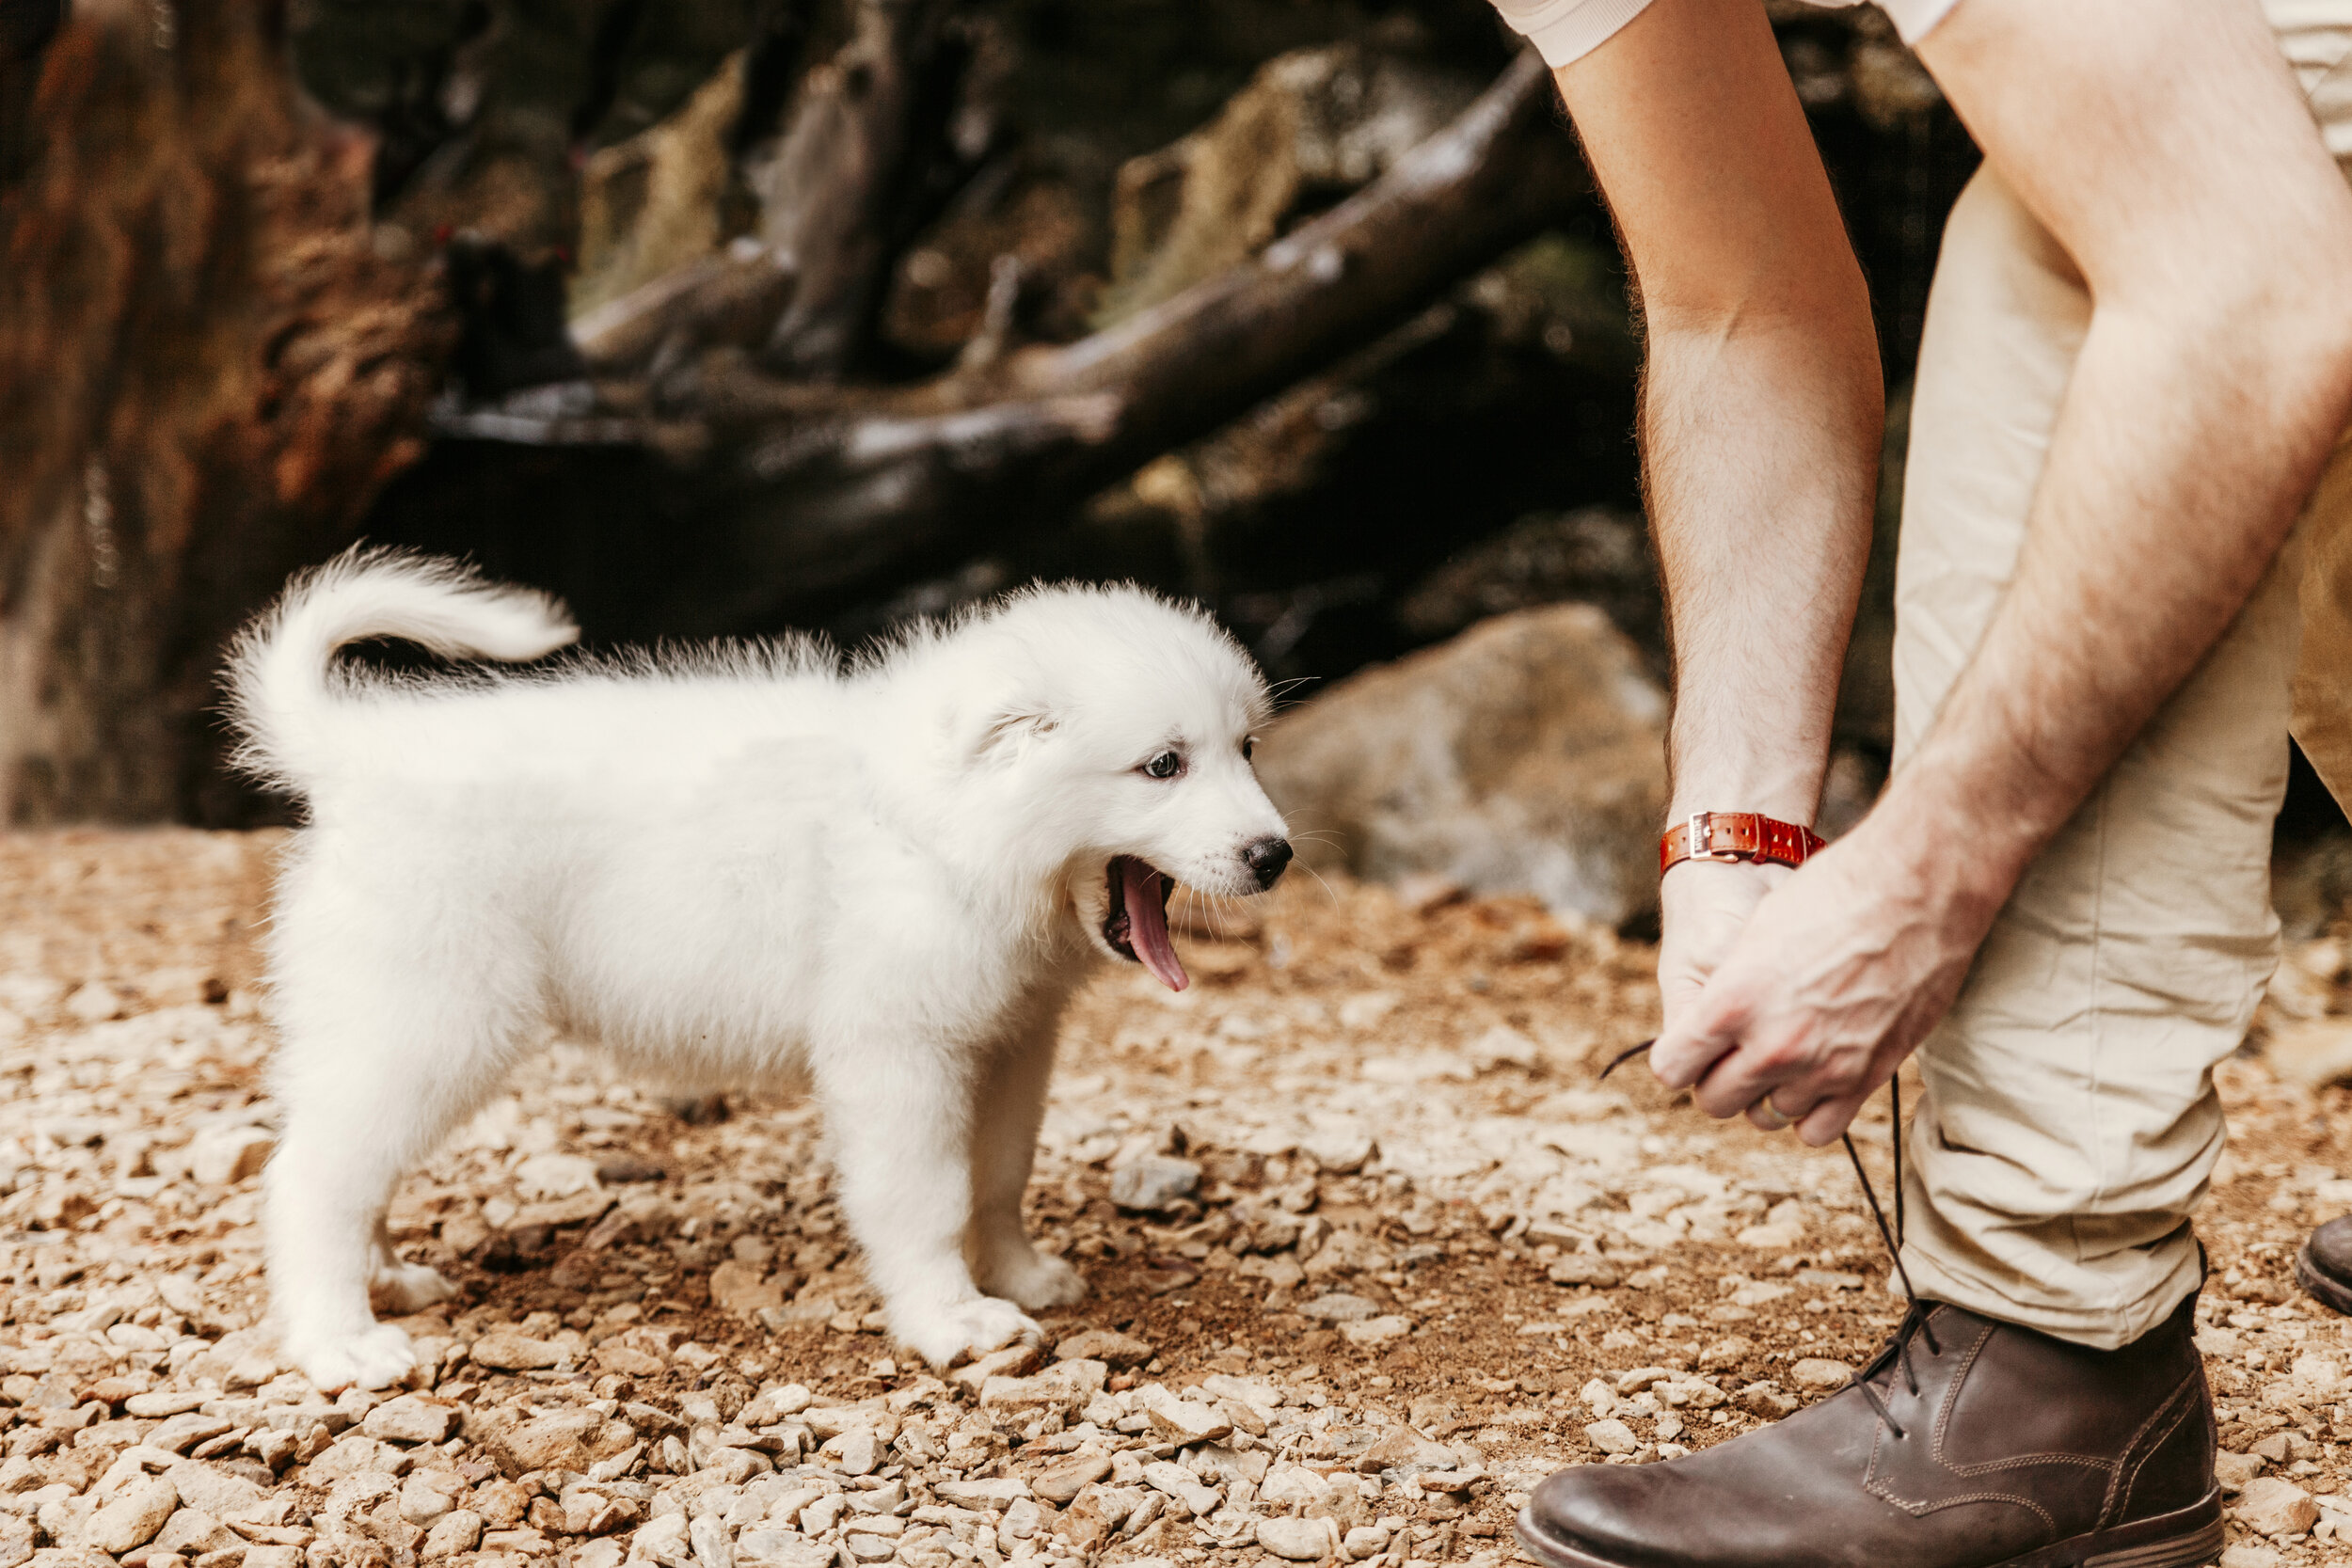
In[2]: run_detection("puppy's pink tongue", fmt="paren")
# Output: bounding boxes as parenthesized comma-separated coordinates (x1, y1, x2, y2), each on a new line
(1120, 858, 1188, 992)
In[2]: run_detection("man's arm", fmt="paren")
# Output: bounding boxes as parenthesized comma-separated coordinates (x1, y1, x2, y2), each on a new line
(1651, 0, 2352, 1142)
(1550, 0, 1883, 1025)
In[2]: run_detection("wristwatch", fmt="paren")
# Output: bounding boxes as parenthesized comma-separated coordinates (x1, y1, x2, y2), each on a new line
(1659, 811, 1825, 876)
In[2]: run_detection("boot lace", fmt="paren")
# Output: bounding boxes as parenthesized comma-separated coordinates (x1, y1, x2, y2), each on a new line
(1599, 1040, 1939, 1438)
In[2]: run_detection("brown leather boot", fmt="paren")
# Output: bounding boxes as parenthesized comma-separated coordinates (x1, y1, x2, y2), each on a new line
(2296, 1215, 2352, 1314)
(1516, 1288, 2221, 1568)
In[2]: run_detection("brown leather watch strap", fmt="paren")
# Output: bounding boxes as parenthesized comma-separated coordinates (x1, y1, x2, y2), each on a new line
(1660, 812, 1826, 876)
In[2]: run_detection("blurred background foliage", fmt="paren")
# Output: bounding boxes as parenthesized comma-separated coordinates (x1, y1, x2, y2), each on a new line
(0, 0, 1981, 847)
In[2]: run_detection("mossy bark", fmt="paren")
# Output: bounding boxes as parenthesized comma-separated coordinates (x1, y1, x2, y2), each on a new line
(0, 3, 453, 822)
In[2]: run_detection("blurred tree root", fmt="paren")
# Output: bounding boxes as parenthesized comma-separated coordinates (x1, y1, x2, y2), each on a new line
(456, 48, 1588, 631)
(0, 1, 454, 822)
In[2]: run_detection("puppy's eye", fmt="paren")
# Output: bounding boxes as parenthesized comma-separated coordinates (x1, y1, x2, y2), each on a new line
(1243, 736, 1255, 761)
(1142, 751, 1184, 780)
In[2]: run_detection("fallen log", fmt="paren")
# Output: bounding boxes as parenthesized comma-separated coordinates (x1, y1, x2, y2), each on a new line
(647, 48, 1588, 628)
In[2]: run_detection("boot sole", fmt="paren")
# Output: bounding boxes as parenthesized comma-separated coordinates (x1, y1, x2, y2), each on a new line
(2296, 1244, 2352, 1316)
(1513, 1490, 2224, 1568)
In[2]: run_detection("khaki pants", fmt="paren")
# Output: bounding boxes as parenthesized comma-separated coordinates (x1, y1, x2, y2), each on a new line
(1890, 6, 2352, 1350)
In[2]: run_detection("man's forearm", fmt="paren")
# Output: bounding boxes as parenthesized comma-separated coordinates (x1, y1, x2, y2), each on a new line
(1873, 303, 2352, 896)
(1646, 308, 1882, 826)
(1881, 0, 2352, 903)
(1549, 0, 1883, 834)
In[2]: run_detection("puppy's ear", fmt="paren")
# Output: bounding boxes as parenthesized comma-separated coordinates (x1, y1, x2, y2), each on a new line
(967, 701, 1060, 764)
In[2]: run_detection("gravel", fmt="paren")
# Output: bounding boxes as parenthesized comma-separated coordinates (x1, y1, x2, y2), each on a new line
(2, 830, 2350, 1565)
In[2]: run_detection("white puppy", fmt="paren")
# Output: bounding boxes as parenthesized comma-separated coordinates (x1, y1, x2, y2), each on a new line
(227, 549, 1291, 1391)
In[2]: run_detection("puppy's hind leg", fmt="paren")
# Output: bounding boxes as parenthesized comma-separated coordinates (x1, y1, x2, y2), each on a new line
(265, 928, 514, 1391)
(813, 1036, 1041, 1370)
(968, 1022, 1086, 1313)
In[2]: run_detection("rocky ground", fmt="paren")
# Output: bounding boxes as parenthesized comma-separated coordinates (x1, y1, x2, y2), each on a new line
(4, 831, 2352, 1568)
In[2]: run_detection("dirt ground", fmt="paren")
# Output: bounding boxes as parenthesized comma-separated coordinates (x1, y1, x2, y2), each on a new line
(4, 831, 2352, 1568)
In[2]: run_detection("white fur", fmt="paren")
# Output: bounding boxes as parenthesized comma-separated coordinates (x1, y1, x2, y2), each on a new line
(229, 547, 1287, 1389)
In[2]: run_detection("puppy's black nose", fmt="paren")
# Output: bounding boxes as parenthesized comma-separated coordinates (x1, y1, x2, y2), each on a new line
(1244, 836, 1293, 889)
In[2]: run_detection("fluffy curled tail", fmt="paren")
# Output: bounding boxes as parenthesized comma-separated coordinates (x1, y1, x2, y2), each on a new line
(225, 546, 578, 791)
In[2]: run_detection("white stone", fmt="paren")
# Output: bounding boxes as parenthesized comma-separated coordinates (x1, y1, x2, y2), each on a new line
(1339, 1315, 1412, 1347)
(1260, 1464, 1338, 1510)
(625, 1513, 686, 1566)
(399, 1472, 461, 1524)
(1135, 1386, 1232, 1447)
(1300, 1125, 1375, 1174)
(363, 1394, 459, 1445)
(64, 983, 128, 1023)
(690, 1512, 734, 1568)
(2217, 1450, 2265, 1491)
(1258, 1514, 1342, 1561)
(1299, 1293, 1381, 1324)
(514, 1152, 600, 1200)
(1108, 1155, 1201, 1212)
(1140, 1461, 1221, 1518)
(83, 1475, 178, 1554)
(1788, 1359, 1853, 1391)
(1583, 1419, 1640, 1456)
(933, 1478, 1028, 1511)
(186, 1125, 274, 1186)
(735, 1528, 834, 1568)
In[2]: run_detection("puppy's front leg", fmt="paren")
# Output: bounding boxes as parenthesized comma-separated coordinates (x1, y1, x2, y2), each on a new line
(267, 1034, 469, 1392)
(814, 1038, 1041, 1369)
(968, 1022, 1086, 1312)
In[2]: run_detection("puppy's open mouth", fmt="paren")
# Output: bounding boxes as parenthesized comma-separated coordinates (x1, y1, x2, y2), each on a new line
(1104, 855, 1187, 992)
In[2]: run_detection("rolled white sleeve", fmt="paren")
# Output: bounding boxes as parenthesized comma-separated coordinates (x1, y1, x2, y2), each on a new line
(1488, 0, 1659, 68)
(1489, 0, 1965, 70)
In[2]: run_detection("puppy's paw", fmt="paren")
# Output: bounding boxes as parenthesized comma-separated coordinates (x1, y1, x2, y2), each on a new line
(895, 1295, 1043, 1370)
(977, 1247, 1088, 1312)
(371, 1260, 456, 1314)
(288, 1323, 417, 1392)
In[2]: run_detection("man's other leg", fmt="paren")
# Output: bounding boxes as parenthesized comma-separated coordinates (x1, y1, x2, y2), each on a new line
(1893, 166, 2302, 1350)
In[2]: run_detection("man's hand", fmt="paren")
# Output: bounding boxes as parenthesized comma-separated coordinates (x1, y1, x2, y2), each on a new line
(1656, 860, 1787, 1034)
(1650, 820, 2005, 1143)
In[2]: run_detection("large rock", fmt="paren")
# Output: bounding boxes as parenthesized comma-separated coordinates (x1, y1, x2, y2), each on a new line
(1256, 605, 1668, 927)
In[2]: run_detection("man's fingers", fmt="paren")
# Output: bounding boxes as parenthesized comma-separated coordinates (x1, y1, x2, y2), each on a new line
(1690, 1034, 1803, 1119)
(1795, 1090, 1869, 1148)
(1743, 1092, 1810, 1132)
(1648, 1014, 1740, 1092)
(1648, 974, 1758, 1090)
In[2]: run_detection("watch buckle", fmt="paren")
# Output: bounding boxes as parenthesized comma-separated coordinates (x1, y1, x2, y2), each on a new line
(1686, 811, 1740, 863)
